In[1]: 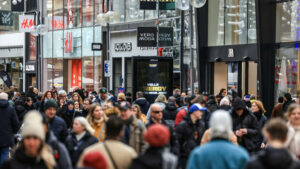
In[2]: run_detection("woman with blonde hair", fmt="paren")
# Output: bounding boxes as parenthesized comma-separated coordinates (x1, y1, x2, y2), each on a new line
(86, 103, 108, 142)
(251, 100, 268, 151)
(132, 104, 147, 124)
(65, 117, 98, 167)
(284, 104, 300, 160)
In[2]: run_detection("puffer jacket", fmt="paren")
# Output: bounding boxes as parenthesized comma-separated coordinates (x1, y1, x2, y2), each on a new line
(133, 98, 150, 115)
(48, 116, 68, 143)
(65, 131, 98, 167)
(163, 102, 178, 128)
(175, 115, 205, 166)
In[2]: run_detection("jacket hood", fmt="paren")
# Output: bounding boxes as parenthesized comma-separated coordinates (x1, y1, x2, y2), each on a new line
(232, 97, 246, 110)
(166, 102, 177, 111)
(259, 147, 294, 169)
(207, 99, 217, 105)
(0, 100, 9, 108)
(135, 98, 148, 106)
(15, 104, 26, 112)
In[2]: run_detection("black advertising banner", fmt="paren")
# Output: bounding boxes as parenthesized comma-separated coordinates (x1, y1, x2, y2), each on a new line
(140, 0, 156, 10)
(0, 11, 13, 26)
(158, 27, 173, 47)
(133, 57, 173, 104)
(137, 27, 157, 47)
(0, 71, 12, 87)
(11, 0, 24, 12)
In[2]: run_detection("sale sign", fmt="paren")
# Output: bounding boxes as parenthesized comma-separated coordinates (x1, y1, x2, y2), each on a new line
(19, 15, 35, 32)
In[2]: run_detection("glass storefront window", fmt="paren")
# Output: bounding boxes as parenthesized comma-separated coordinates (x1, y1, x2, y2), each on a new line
(53, 58, 63, 91)
(112, 0, 125, 22)
(82, 27, 94, 56)
(64, 0, 82, 29)
(43, 32, 53, 59)
(94, 0, 107, 24)
(208, 0, 257, 46)
(82, 57, 94, 92)
(64, 29, 81, 58)
(53, 0, 64, 30)
(126, 0, 144, 22)
(83, 0, 94, 27)
(275, 47, 299, 101)
(276, 1, 300, 42)
(53, 30, 63, 58)
(94, 56, 102, 91)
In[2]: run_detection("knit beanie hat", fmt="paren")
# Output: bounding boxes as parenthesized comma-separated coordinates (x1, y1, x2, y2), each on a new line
(220, 97, 230, 106)
(144, 124, 170, 147)
(83, 151, 108, 169)
(22, 110, 45, 141)
(232, 97, 246, 110)
(189, 103, 207, 114)
(44, 99, 58, 111)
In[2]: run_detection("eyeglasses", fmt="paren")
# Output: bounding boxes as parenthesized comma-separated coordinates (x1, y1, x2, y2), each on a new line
(152, 110, 162, 114)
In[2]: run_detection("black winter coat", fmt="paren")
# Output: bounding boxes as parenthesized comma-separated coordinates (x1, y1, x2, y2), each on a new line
(175, 115, 205, 159)
(0, 100, 19, 147)
(282, 100, 295, 113)
(245, 147, 300, 169)
(65, 131, 98, 167)
(133, 98, 150, 115)
(1, 147, 48, 169)
(231, 108, 259, 152)
(207, 99, 218, 113)
(253, 111, 267, 151)
(26, 91, 37, 102)
(163, 102, 177, 120)
(130, 147, 164, 169)
(49, 115, 68, 143)
(218, 105, 232, 111)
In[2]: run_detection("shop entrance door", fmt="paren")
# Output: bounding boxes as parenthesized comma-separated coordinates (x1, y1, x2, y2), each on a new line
(63, 59, 82, 92)
(213, 61, 257, 97)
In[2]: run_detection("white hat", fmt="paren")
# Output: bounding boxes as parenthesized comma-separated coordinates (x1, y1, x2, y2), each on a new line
(0, 92, 8, 100)
(22, 111, 45, 141)
(209, 110, 232, 140)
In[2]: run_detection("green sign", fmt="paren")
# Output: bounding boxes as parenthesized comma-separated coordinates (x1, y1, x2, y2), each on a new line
(0, 11, 13, 26)
(140, 0, 175, 10)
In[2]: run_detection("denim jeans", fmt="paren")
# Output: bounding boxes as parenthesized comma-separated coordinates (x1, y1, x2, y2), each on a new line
(0, 147, 9, 166)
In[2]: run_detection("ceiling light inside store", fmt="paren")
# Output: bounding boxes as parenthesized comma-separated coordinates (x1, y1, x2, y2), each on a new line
(2, 1, 7, 5)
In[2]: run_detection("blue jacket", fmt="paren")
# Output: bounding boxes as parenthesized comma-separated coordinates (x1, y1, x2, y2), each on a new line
(49, 115, 68, 143)
(0, 100, 20, 147)
(186, 140, 249, 169)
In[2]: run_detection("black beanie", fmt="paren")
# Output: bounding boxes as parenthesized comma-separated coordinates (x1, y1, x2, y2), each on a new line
(232, 97, 246, 111)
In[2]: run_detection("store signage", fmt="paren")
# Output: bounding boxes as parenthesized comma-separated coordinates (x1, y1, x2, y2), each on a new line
(92, 43, 103, 51)
(104, 60, 111, 77)
(65, 32, 73, 53)
(50, 16, 65, 29)
(19, 15, 35, 32)
(67, 0, 74, 27)
(228, 48, 234, 58)
(114, 42, 132, 52)
(0, 71, 12, 87)
(11, 0, 24, 12)
(140, 0, 175, 10)
(137, 27, 157, 47)
(158, 27, 173, 47)
(0, 11, 13, 26)
(25, 64, 35, 72)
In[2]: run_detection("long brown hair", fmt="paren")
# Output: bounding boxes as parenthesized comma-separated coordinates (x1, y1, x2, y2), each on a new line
(41, 91, 55, 101)
(132, 104, 143, 119)
(71, 92, 83, 105)
(87, 103, 103, 124)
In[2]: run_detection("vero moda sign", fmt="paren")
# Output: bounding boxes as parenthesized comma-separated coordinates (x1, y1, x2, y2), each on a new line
(137, 27, 173, 47)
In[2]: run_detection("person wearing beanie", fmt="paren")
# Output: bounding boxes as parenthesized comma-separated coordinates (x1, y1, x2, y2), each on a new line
(42, 113, 72, 169)
(61, 100, 76, 129)
(131, 124, 177, 169)
(175, 103, 206, 169)
(0, 92, 19, 166)
(78, 116, 137, 169)
(218, 96, 232, 111)
(2, 111, 56, 169)
(44, 99, 68, 143)
(65, 117, 98, 167)
(231, 97, 259, 154)
(187, 110, 249, 169)
(82, 151, 108, 169)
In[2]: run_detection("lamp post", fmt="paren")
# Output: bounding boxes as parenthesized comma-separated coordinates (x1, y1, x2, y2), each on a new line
(175, 0, 206, 95)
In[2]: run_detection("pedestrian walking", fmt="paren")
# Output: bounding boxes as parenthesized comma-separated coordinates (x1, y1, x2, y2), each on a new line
(65, 117, 98, 167)
(0, 93, 19, 166)
(44, 99, 68, 142)
(78, 115, 137, 169)
(132, 104, 147, 124)
(40, 91, 55, 113)
(130, 124, 177, 169)
(146, 94, 167, 121)
(218, 96, 231, 111)
(87, 103, 108, 142)
(174, 95, 195, 129)
(82, 98, 92, 117)
(186, 110, 249, 169)
(245, 118, 300, 169)
(284, 104, 300, 160)
(71, 92, 83, 109)
(251, 100, 267, 151)
(175, 103, 206, 169)
(119, 101, 147, 154)
(133, 91, 150, 115)
(282, 93, 295, 114)
(163, 96, 178, 128)
(97, 88, 108, 107)
(80, 151, 108, 169)
(1, 111, 56, 169)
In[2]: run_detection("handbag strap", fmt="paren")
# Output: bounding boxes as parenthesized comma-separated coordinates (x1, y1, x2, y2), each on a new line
(97, 123, 106, 140)
(104, 142, 119, 169)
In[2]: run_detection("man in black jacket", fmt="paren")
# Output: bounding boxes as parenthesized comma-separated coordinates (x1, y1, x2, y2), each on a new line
(245, 118, 300, 169)
(133, 91, 150, 115)
(231, 97, 259, 154)
(163, 96, 178, 128)
(0, 92, 19, 166)
(282, 93, 295, 113)
(175, 103, 206, 169)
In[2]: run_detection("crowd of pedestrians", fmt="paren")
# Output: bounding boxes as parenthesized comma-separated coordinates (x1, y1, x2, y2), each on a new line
(0, 86, 299, 169)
